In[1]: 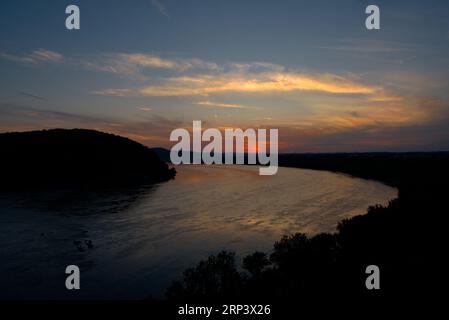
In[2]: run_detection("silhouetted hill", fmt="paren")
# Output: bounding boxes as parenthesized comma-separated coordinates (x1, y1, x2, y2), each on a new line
(0, 129, 175, 190)
(150, 147, 171, 163)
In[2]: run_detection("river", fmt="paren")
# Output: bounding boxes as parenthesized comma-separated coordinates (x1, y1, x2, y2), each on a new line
(0, 165, 397, 299)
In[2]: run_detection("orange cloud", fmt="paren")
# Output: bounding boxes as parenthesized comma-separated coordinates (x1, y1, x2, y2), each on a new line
(137, 72, 377, 96)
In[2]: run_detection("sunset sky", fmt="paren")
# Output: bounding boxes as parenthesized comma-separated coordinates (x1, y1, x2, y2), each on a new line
(1, 0, 449, 152)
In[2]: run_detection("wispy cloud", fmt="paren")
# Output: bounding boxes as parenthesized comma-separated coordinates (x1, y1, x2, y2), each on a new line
(1, 48, 219, 79)
(91, 88, 134, 97)
(196, 100, 256, 109)
(0, 103, 118, 130)
(82, 53, 219, 79)
(18, 91, 47, 101)
(151, 0, 168, 16)
(318, 39, 413, 54)
(119, 53, 219, 71)
(122, 53, 177, 69)
(0, 48, 63, 65)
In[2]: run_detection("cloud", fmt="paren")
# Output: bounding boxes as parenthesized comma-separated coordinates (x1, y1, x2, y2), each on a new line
(31, 49, 64, 63)
(121, 53, 177, 69)
(151, 0, 168, 16)
(82, 53, 219, 80)
(91, 57, 428, 133)
(0, 48, 63, 65)
(119, 53, 219, 71)
(18, 91, 47, 101)
(89, 58, 380, 98)
(196, 100, 256, 109)
(1, 49, 218, 80)
(136, 72, 378, 97)
(91, 88, 134, 97)
(318, 39, 413, 54)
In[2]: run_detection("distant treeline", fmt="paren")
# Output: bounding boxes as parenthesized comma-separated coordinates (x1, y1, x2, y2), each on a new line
(279, 151, 449, 185)
(278, 152, 449, 205)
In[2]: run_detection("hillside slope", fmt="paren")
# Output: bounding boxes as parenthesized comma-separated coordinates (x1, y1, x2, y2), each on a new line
(0, 129, 176, 189)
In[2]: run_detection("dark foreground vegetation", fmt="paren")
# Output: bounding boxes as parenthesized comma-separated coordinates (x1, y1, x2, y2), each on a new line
(166, 152, 449, 307)
(0, 129, 175, 190)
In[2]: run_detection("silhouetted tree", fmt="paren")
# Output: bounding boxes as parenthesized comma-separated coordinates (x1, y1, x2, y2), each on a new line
(242, 251, 270, 277)
(166, 251, 244, 302)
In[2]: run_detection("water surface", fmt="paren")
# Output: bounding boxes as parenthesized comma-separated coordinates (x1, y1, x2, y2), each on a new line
(0, 165, 397, 299)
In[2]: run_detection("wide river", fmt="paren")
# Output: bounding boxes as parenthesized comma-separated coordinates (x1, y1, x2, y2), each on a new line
(0, 165, 396, 299)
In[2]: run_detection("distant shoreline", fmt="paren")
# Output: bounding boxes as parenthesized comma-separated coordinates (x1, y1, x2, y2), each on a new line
(152, 147, 449, 188)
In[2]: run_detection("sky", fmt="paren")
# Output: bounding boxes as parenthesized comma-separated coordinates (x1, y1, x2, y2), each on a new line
(1, 0, 449, 152)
